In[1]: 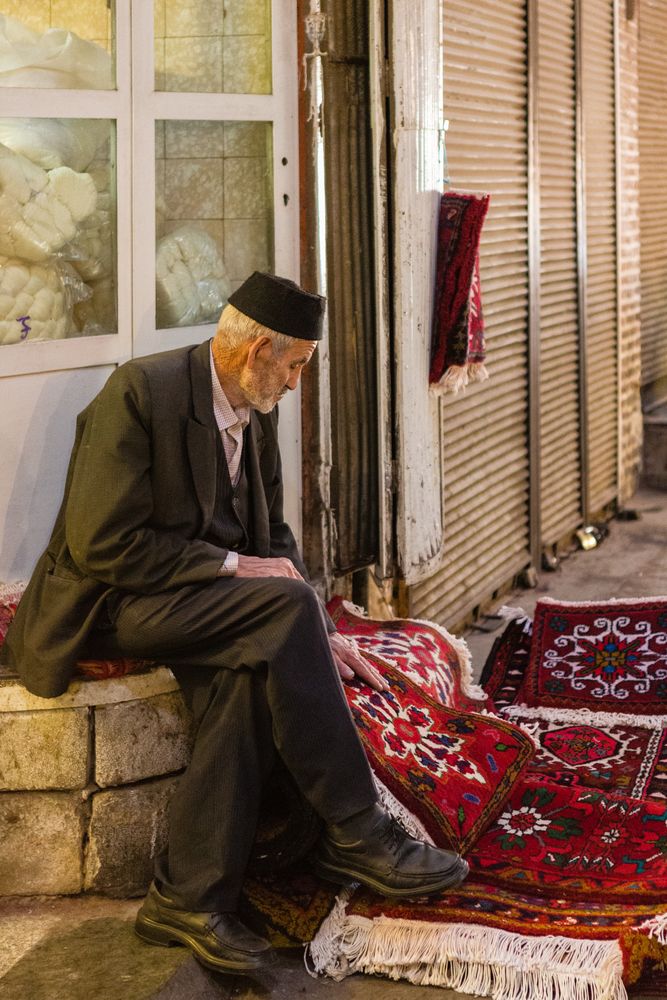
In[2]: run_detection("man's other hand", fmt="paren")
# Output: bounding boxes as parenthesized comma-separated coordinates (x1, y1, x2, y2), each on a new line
(329, 632, 389, 693)
(235, 555, 304, 579)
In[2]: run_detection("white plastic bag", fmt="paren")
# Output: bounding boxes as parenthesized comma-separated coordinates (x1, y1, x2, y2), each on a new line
(0, 255, 70, 344)
(0, 15, 113, 90)
(0, 118, 109, 172)
(0, 143, 97, 262)
(156, 226, 232, 328)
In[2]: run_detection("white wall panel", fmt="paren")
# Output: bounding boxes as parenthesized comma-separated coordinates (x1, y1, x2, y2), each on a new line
(0, 367, 114, 581)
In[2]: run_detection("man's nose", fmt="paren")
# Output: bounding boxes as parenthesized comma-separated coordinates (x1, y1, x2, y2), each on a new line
(286, 371, 301, 390)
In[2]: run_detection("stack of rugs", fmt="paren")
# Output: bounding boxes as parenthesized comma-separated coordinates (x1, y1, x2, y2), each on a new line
(1, 585, 666, 998)
(244, 597, 667, 1000)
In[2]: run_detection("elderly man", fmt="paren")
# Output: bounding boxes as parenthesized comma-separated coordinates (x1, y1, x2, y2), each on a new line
(2, 272, 468, 973)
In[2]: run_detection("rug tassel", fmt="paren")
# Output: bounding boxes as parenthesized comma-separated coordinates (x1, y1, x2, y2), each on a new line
(373, 776, 434, 844)
(307, 909, 628, 1000)
(468, 361, 489, 384)
(432, 364, 469, 394)
(502, 704, 667, 731)
(498, 605, 531, 626)
(638, 912, 667, 945)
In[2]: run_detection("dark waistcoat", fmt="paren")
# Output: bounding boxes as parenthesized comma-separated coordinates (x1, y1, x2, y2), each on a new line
(204, 431, 251, 554)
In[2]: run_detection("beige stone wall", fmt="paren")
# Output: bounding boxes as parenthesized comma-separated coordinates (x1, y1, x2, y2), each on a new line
(0, 668, 192, 897)
(617, 8, 643, 503)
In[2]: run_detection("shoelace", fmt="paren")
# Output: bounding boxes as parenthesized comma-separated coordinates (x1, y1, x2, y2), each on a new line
(378, 817, 408, 854)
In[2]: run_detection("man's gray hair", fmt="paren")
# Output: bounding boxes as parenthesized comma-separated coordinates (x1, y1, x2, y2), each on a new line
(216, 303, 294, 356)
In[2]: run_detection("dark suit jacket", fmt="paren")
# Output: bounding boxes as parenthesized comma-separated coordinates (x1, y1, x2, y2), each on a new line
(2, 340, 305, 698)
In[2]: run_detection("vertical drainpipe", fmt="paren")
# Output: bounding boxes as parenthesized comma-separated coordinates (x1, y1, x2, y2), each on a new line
(575, 0, 590, 523)
(299, 0, 334, 591)
(613, 0, 623, 503)
(527, 0, 542, 569)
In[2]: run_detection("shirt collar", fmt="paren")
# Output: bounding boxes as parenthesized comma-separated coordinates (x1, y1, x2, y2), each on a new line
(209, 341, 250, 432)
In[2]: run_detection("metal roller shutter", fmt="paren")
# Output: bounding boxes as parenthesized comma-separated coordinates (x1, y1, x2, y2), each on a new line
(639, 0, 667, 390)
(581, 0, 618, 512)
(410, 0, 531, 626)
(538, 0, 582, 544)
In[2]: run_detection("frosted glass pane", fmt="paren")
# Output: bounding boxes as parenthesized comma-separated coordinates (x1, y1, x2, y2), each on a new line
(155, 120, 274, 329)
(155, 0, 271, 94)
(0, 119, 117, 345)
(0, 6, 115, 89)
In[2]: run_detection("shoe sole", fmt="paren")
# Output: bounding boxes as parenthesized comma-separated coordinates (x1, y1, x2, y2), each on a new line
(134, 915, 276, 973)
(313, 858, 470, 898)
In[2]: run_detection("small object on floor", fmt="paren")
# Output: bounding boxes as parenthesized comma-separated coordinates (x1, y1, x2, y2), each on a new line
(134, 881, 276, 973)
(313, 803, 469, 897)
(517, 565, 538, 588)
(576, 525, 599, 550)
(470, 614, 506, 633)
(616, 508, 641, 521)
(541, 551, 560, 572)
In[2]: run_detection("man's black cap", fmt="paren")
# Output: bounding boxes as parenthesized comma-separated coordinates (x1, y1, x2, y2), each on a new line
(228, 271, 325, 341)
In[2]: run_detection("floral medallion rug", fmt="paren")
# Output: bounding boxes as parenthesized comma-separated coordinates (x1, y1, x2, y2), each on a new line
(305, 598, 667, 1000)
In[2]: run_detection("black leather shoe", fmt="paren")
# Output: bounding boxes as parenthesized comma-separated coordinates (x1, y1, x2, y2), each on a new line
(313, 803, 469, 897)
(135, 881, 275, 973)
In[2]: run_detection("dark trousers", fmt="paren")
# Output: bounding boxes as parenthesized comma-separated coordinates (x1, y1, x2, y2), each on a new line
(91, 576, 377, 910)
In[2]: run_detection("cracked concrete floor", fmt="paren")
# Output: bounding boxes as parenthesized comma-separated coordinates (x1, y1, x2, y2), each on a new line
(2, 487, 667, 999)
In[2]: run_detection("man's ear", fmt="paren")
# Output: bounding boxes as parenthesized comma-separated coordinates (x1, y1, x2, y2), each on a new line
(246, 336, 274, 369)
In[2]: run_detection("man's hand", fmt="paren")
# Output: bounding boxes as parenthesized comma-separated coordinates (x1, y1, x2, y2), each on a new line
(329, 632, 389, 692)
(235, 555, 304, 579)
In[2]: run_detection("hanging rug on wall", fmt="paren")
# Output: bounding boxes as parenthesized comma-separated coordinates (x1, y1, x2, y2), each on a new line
(429, 189, 491, 393)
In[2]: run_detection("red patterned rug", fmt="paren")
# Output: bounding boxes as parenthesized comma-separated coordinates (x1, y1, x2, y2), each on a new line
(309, 599, 667, 1000)
(4, 583, 667, 997)
(429, 190, 491, 392)
(522, 597, 667, 714)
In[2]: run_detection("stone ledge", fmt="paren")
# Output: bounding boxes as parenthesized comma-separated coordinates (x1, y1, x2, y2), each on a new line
(0, 666, 180, 711)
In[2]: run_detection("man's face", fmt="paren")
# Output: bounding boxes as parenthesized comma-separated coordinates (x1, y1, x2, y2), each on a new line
(240, 338, 318, 413)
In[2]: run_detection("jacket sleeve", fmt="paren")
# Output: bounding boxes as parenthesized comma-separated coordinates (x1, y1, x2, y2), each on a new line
(66, 365, 227, 593)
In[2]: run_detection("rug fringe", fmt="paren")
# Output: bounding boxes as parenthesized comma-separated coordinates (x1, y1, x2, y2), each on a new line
(502, 704, 667, 730)
(537, 595, 667, 608)
(468, 361, 489, 384)
(373, 776, 434, 844)
(430, 362, 490, 395)
(638, 912, 667, 945)
(433, 364, 469, 394)
(307, 905, 627, 1000)
(498, 605, 531, 627)
(0, 580, 27, 602)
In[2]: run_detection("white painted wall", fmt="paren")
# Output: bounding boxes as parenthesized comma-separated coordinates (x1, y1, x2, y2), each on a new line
(0, 367, 114, 581)
(392, 0, 447, 584)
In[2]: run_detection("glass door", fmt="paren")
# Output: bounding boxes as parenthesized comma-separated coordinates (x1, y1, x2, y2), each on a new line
(132, 1, 299, 359)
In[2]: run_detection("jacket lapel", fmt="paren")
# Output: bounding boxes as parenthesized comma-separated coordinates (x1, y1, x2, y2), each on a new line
(187, 340, 218, 531)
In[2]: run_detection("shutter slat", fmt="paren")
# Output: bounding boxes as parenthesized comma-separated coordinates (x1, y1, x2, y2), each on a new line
(583, 0, 618, 511)
(639, 0, 667, 387)
(410, 0, 530, 626)
(538, 0, 582, 543)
